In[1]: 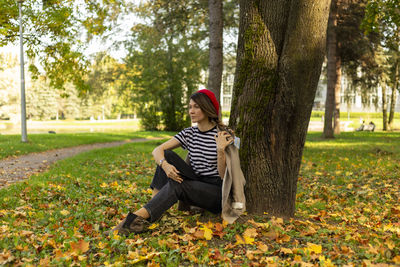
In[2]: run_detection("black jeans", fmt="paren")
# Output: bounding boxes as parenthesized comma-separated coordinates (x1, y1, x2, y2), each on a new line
(144, 150, 222, 222)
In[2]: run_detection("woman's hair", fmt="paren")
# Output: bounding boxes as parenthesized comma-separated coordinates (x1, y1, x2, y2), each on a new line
(190, 92, 234, 136)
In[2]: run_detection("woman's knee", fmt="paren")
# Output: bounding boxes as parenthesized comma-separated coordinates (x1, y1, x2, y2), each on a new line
(164, 150, 179, 161)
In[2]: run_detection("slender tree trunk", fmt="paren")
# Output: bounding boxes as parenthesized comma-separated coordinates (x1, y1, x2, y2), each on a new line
(388, 60, 399, 129)
(333, 57, 341, 134)
(323, 0, 338, 138)
(208, 0, 223, 103)
(382, 85, 388, 131)
(229, 0, 330, 217)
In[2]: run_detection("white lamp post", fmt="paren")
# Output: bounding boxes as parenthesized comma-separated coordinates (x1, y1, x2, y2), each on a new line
(17, 0, 28, 142)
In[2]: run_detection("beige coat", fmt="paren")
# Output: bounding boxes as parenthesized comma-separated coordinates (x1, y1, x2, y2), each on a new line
(180, 136, 246, 223)
(221, 143, 246, 223)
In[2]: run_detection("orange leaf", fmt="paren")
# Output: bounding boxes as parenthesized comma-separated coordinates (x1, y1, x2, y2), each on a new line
(280, 247, 293, 254)
(265, 230, 279, 240)
(243, 228, 258, 238)
(193, 229, 205, 239)
(70, 240, 90, 255)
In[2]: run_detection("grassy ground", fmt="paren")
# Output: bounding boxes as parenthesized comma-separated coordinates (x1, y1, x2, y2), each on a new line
(0, 131, 175, 160)
(0, 119, 141, 135)
(0, 133, 399, 266)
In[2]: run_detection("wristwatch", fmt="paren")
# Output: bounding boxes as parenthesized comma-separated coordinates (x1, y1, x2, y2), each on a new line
(159, 158, 166, 167)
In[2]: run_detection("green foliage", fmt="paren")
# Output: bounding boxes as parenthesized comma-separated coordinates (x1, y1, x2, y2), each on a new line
(139, 105, 161, 131)
(123, 0, 208, 131)
(0, 133, 399, 265)
(0, 0, 129, 92)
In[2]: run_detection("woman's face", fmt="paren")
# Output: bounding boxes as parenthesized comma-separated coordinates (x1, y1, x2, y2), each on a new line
(189, 99, 207, 124)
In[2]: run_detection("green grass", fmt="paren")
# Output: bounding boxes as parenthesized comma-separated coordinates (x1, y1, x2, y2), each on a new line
(0, 132, 399, 266)
(0, 131, 175, 160)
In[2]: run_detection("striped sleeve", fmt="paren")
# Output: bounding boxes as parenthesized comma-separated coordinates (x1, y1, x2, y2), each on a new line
(174, 128, 188, 150)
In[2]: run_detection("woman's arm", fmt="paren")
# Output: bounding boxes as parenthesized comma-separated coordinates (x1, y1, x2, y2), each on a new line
(215, 131, 234, 179)
(152, 138, 183, 183)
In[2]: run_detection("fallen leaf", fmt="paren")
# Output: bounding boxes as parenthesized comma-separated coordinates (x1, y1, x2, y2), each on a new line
(60, 210, 70, 216)
(306, 243, 322, 254)
(280, 247, 293, 254)
(70, 240, 90, 255)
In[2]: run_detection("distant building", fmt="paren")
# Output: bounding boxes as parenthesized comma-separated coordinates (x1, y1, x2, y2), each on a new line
(313, 74, 400, 113)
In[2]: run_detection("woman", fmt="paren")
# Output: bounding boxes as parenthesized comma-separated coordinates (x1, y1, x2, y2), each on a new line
(108, 89, 234, 236)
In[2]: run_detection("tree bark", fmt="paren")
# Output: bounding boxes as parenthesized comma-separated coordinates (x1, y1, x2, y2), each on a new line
(323, 0, 338, 138)
(229, 0, 331, 217)
(208, 0, 223, 103)
(382, 85, 388, 131)
(388, 60, 399, 129)
(333, 56, 341, 134)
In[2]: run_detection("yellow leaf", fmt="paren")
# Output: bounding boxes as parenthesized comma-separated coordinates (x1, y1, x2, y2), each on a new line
(112, 231, 121, 240)
(148, 223, 159, 230)
(293, 255, 302, 263)
(347, 184, 353, 189)
(386, 239, 395, 250)
(319, 255, 335, 267)
(127, 251, 139, 260)
(100, 183, 108, 188)
(306, 243, 322, 254)
(280, 247, 293, 254)
(393, 255, 400, 264)
(315, 172, 323, 175)
(235, 234, 245, 245)
(201, 225, 213, 240)
(243, 235, 254, 244)
(60, 210, 70, 216)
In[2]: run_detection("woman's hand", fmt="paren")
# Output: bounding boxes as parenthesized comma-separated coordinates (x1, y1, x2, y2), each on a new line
(215, 131, 234, 151)
(162, 162, 183, 183)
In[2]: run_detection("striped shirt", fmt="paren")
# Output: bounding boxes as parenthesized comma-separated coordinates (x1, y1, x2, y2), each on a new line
(174, 126, 219, 178)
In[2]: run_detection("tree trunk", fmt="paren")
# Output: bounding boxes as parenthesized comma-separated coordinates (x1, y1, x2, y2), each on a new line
(323, 0, 338, 138)
(382, 85, 388, 131)
(208, 0, 223, 103)
(333, 56, 341, 134)
(388, 60, 399, 129)
(229, 0, 331, 217)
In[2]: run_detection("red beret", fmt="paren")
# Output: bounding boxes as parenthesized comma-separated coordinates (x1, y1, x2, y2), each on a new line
(197, 89, 220, 115)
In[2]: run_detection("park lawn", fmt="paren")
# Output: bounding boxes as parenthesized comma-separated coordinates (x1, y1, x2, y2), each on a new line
(0, 133, 399, 266)
(0, 131, 175, 160)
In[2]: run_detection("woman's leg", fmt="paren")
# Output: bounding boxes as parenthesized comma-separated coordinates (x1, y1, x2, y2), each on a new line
(143, 179, 222, 222)
(150, 150, 197, 191)
(108, 150, 200, 235)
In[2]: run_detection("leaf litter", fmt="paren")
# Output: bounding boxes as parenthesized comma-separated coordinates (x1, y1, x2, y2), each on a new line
(0, 133, 399, 266)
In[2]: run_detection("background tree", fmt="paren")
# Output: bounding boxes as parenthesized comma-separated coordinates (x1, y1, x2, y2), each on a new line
(125, 0, 208, 131)
(229, 0, 331, 216)
(362, 0, 400, 130)
(323, 0, 341, 138)
(208, 0, 223, 103)
(0, 0, 129, 92)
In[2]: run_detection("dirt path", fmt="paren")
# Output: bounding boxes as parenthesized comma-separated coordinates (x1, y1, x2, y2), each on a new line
(0, 138, 153, 189)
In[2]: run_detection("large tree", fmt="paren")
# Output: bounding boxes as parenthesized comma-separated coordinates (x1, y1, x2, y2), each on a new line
(229, 0, 331, 216)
